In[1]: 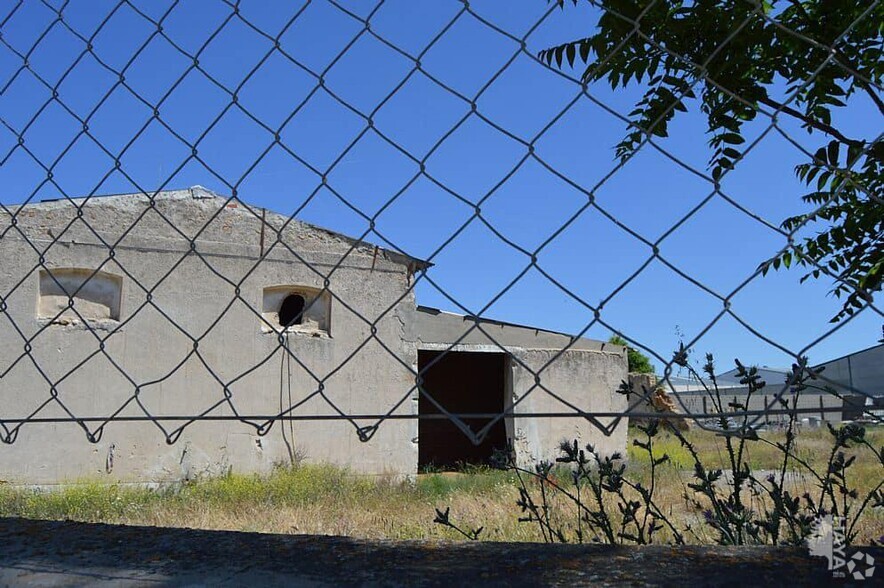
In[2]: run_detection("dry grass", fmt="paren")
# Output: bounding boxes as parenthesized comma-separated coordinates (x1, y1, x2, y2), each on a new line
(623, 425, 884, 544)
(0, 425, 881, 544)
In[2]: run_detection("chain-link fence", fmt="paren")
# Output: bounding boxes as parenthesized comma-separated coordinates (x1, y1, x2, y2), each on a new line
(0, 0, 881, 478)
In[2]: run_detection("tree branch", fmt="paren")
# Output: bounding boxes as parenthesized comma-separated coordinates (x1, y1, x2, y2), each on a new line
(755, 95, 862, 146)
(844, 67, 884, 116)
(861, 85, 884, 114)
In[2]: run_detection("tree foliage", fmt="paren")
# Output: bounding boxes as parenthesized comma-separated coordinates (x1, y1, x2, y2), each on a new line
(540, 0, 883, 321)
(609, 335, 655, 373)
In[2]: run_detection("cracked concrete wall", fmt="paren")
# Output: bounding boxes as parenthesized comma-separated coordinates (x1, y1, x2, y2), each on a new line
(0, 188, 419, 484)
(509, 349, 628, 468)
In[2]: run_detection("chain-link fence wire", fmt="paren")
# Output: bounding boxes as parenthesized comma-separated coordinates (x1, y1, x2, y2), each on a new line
(0, 0, 881, 449)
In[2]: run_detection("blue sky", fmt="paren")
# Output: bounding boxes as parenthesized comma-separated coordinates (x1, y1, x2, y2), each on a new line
(1, 0, 881, 375)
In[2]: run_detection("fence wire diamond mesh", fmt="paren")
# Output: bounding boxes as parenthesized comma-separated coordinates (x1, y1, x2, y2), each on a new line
(0, 0, 881, 461)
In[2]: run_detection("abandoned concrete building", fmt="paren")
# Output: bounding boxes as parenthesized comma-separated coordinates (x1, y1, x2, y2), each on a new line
(0, 187, 627, 484)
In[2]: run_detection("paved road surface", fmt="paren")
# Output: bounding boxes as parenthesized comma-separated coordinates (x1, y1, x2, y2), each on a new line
(0, 517, 863, 586)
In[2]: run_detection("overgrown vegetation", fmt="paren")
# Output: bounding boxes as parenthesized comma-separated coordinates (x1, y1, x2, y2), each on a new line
(1, 428, 880, 544)
(438, 352, 883, 546)
(0, 463, 521, 539)
(609, 334, 655, 374)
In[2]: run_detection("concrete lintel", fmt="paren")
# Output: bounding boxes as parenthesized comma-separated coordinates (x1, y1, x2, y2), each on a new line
(418, 343, 509, 353)
(417, 343, 624, 357)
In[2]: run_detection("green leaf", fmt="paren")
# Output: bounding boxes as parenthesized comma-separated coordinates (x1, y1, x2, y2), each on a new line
(827, 141, 840, 166)
(722, 147, 741, 159)
(720, 133, 745, 145)
(538, 1, 883, 323)
(579, 40, 590, 62)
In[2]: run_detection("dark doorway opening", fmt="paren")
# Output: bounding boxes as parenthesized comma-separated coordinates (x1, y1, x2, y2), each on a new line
(418, 350, 508, 470)
(278, 294, 305, 327)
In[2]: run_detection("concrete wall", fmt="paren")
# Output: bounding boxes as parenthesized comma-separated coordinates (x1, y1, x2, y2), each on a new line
(509, 349, 627, 468)
(411, 306, 617, 353)
(0, 188, 420, 483)
(413, 307, 629, 467)
(0, 188, 628, 483)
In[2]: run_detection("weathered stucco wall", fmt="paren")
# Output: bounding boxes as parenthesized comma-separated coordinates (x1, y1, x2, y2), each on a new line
(0, 188, 420, 483)
(413, 307, 628, 468)
(1, 187, 627, 483)
(410, 306, 619, 353)
(509, 349, 628, 468)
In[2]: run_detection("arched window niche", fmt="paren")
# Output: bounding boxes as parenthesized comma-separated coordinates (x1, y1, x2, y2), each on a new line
(38, 268, 123, 324)
(261, 286, 330, 336)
